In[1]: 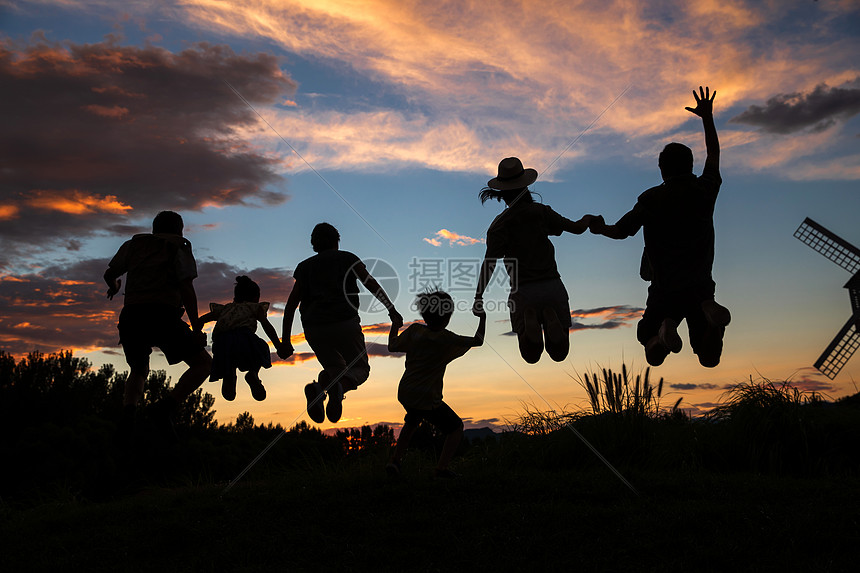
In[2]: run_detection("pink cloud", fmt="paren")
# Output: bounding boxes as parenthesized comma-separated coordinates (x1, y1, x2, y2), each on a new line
(423, 229, 485, 247)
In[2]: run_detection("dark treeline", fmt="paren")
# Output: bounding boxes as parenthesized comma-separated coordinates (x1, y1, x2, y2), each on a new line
(3, 350, 860, 509)
(0, 350, 413, 506)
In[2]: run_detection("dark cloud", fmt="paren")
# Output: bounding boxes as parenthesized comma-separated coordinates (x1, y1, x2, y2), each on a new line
(365, 341, 404, 358)
(669, 382, 720, 391)
(729, 80, 860, 134)
(496, 304, 643, 335)
(0, 256, 294, 356)
(0, 37, 296, 256)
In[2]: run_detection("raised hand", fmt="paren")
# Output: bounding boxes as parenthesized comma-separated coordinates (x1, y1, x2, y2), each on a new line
(685, 86, 716, 118)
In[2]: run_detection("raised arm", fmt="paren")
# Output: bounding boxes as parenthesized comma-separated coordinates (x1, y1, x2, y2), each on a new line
(685, 85, 719, 172)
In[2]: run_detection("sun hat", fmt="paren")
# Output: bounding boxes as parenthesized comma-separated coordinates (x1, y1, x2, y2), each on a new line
(487, 157, 538, 191)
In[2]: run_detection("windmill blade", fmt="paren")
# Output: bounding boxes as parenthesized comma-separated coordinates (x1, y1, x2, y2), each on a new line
(794, 218, 860, 274)
(814, 313, 860, 379)
(846, 274, 860, 315)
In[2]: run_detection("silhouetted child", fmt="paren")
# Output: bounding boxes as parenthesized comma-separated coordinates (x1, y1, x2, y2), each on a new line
(104, 210, 212, 438)
(590, 86, 731, 368)
(200, 276, 282, 401)
(387, 290, 486, 478)
(475, 157, 595, 364)
(280, 222, 402, 424)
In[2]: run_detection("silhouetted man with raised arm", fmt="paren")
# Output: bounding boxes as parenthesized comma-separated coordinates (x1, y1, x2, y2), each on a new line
(590, 86, 731, 368)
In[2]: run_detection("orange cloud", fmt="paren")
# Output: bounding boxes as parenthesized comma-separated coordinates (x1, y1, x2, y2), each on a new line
(0, 205, 20, 220)
(26, 190, 132, 215)
(179, 0, 860, 176)
(424, 229, 485, 247)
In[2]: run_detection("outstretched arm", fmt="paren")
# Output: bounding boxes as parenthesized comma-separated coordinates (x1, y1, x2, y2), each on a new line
(279, 283, 302, 358)
(355, 264, 403, 324)
(387, 312, 404, 351)
(471, 309, 487, 347)
(473, 257, 497, 316)
(589, 215, 633, 240)
(259, 314, 282, 350)
(685, 85, 719, 172)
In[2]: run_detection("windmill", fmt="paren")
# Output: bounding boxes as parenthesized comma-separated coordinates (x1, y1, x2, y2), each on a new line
(794, 217, 860, 379)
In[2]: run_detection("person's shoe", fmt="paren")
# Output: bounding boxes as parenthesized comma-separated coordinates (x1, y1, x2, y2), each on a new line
(701, 300, 731, 328)
(644, 336, 670, 367)
(326, 381, 344, 423)
(305, 382, 325, 424)
(246, 372, 266, 401)
(433, 468, 461, 480)
(658, 318, 682, 354)
(385, 460, 401, 477)
(222, 376, 237, 401)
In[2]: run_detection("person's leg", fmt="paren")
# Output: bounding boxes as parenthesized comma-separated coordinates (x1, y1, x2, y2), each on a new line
(246, 367, 266, 401)
(124, 365, 149, 407)
(172, 349, 213, 402)
(437, 426, 464, 472)
(543, 308, 569, 362)
(639, 298, 668, 367)
(518, 307, 544, 363)
(221, 369, 237, 401)
(688, 298, 725, 368)
(390, 419, 418, 466)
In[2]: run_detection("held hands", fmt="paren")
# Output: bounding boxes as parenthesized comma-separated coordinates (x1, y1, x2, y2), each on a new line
(685, 86, 716, 118)
(106, 278, 121, 300)
(588, 214, 606, 234)
(389, 308, 404, 330)
(277, 338, 294, 360)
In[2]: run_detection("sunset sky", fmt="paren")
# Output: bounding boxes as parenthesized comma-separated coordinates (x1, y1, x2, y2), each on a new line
(2, 0, 859, 432)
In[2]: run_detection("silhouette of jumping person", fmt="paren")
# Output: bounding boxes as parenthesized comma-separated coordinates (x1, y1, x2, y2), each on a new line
(590, 86, 731, 367)
(199, 276, 283, 402)
(387, 290, 486, 478)
(280, 223, 403, 423)
(474, 157, 595, 363)
(104, 210, 212, 438)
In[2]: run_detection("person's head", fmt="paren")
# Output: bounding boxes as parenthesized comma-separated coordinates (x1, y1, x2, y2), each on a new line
(152, 211, 183, 235)
(481, 157, 537, 206)
(311, 222, 340, 252)
(233, 275, 261, 303)
(416, 290, 455, 329)
(658, 143, 694, 180)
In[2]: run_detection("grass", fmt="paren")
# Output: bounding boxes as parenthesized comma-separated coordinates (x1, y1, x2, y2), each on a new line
(3, 370, 860, 571)
(2, 458, 859, 572)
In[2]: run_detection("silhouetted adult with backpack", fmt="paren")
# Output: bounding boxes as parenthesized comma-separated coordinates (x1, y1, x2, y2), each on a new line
(104, 211, 212, 439)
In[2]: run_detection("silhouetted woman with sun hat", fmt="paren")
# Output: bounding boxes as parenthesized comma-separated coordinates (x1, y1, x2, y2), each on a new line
(474, 157, 596, 363)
